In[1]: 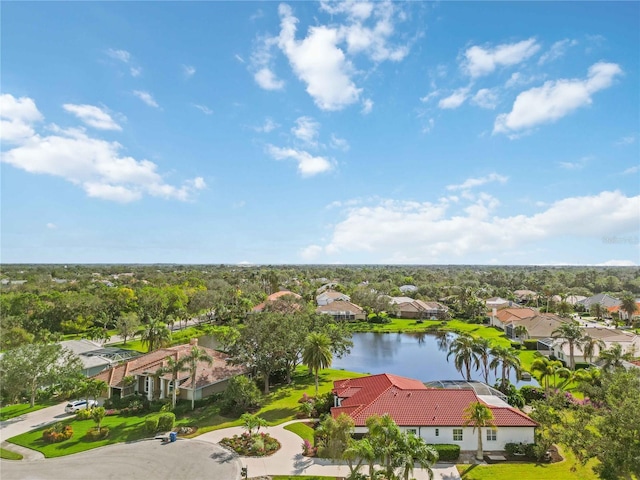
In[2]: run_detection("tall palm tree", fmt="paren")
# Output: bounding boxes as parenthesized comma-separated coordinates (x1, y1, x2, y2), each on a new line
(181, 345, 213, 410)
(580, 335, 606, 365)
(366, 414, 402, 479)
(447, 334, 478, 381)
(599, 343, 632, 371)
(155, 355, 187, 408)
(463, 401, 495, 461)
(489, 346, 521, 390)
(620, 293, 638, 326)
(302, 332, 333, 396)
(140, 318, 171, 352)
(343, 438, 376, 479)
(472, 337, 492, 384)
(552, 322, 585, 370)
(531, 356, 570, 394)
(395, 433, 438, 480)
(514, 325, 529, 340)
(590, 303, 605, 321)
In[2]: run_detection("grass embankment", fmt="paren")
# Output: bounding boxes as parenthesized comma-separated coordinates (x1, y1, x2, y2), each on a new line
(457, 446, 599, 480)
(0, 448, 23, 460)
(284, 421, 315, 443)
(184, 367, 366, 436)
(110, 326, 214, 353)
(0, 400, 59, 421)
(7, 414, 148, 458)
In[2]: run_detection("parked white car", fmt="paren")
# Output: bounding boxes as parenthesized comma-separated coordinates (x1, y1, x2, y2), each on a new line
(65, 399, 98, 413)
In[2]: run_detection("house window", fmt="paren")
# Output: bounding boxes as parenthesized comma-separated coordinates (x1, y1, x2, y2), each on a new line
(453, 429, 463, 441)
(406, 428, 417, 435)
(144, 377, 151, 393)
(435, 428, 439, 437)
(486, 429, 497, 441)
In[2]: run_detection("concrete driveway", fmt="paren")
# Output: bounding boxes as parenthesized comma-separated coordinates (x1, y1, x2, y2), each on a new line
(0, 439, 240, 480)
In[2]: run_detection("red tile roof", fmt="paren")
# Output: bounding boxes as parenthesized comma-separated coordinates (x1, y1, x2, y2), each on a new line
(332, 374, 536, 428)
(252, 290, 302, 312)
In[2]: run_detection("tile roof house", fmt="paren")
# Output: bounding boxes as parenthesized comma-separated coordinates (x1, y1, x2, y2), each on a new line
(504, 314, 572, 340)
(489, 307, 537, 328)
(552, 327, 640, 365)
(60, 339, 140, 377)
(93, 339, 247, 402)
(577, 293, 621, 309)
(331, 374, 536, 452)
(390, 297, 449, 320)
(316, 300, 366, 321)
(485, 297, 512, 310)
(252, 290, 303, 313)
(316, 290, 351, 306)
(607, 302, 640, 321)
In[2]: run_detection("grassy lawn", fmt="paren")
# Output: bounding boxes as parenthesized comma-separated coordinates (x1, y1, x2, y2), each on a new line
(7, 414, 149, 458)
(457, 446, 599, 480)
(184, 367, 366, 436)
(0, 400, 60, 421)
(349, 318, 442, 333)
(284, 421, 315, 443)
(0, 448, 23, 460)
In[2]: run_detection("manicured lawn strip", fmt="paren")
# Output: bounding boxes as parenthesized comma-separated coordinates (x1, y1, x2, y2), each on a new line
(187, 368, 366, 436)
(0, 448, 23, 460)
(284, 421, 315, 443)
(0, 400, 59, 421)
(457, 446, 599, 480)
(7, 414, 149, 458)
(348, 318, 441, 333)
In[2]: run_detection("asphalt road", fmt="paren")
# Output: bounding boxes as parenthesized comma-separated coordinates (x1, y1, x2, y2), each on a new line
(0, 438, 241, 480)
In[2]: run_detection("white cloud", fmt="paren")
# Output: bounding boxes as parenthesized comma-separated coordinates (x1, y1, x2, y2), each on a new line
(63, 104, 121, 131)
(494, 62, 622, 135)
(471, 88, 499, 110)
(132, 90, 160, 108)
(1, 94, 204, 203)
(254, 117, 279, 133)
(182, 64, 196, 78)
(235, 54, 245, 63)
(130, 67, 142, 77)
(597, 260, 637, 267)
(0, 94, 43, 144)
(266, 144, 333, 177)
(421, 118, 435, 134)
(309, 191, 639, 262)
(192, 104, 213, 115)
(291, 116, 320, 145)
(463, 38, 540, 78)
(446, 173, 508, 191)
(106, 48, 131, 63)
(254, 67, 285, 90)
(615, 135, 636, 146)
(300, 244, 323, 260)
(538, 39, 578, 65)
(46, 223, 57, 229)
(559, 156, 590, 170)
(361, 98, 374, 114)
(623, 165, 639, 175)
(330, 134, 350, 151)
(438, 87, 470, 109)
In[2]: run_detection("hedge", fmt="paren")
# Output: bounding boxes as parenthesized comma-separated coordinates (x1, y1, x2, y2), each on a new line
(430, 443, 460, 462)
(157, 412, 175, 432)
(523, 339, 538, 350)
(144, 415, 159, 434)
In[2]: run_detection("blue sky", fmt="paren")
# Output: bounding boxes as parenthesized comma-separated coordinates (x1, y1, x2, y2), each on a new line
(1, 1, 638, 265)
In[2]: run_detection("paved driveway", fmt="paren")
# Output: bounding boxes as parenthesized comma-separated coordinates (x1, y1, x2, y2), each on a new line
(0, 439, 240, 480)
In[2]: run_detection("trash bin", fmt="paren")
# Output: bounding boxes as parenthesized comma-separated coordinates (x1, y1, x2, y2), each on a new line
(169, 432, 177, 442)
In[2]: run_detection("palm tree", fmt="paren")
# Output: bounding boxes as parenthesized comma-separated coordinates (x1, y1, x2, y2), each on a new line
(620, 293, 638, 326)
(140, 318, 171, 352)
(590, 303, 605, 321)
(599, 343, 633, 371)
(181, 345, 213, 410)
(463, 401, 495, 461)
(86, 378, 107, 406)
(580, 335, 606, 365)
(155, 355, 187, 408)
(552, 322, 585, 370)
(395, 433, 438, 480)
(302, 332, 333, 396)
(489, 346, 521, 390)
(472, 337, 492, 384)
(514, 325, 529, 340)
(447, 334, 478, 381)
(343, 438, 376, 479)
(366, 414, 402, 479)
(531, 356, 570, 394)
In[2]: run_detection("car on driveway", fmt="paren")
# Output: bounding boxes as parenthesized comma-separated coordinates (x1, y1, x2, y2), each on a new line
(64, 399, 98, 413)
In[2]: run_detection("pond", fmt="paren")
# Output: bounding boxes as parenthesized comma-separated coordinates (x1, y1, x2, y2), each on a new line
(332, 331, 537, 387)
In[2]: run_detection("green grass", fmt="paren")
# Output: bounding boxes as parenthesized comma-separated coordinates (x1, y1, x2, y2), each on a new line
(185, 367, 366, 436)
(284, 421, 315, 443)
(0, 448, 23, 460)
(7, 414, 149, 458)
(457, 446, 599, 480)
(272, 477, 340, 480)
(0, 400, 59, 421)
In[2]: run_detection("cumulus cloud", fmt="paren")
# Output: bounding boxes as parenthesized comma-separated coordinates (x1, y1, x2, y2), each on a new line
(538, 39, 578, 65)
(494, 62, 622, 135)
(182, 64, 196, 78)
(254, 67, 285, 90)
(291, 116, 320, 145)
(471, 88, 499, 109)
(63, 104, 121, 130)
(254, 117, 279, 133)
(463, 38, 540, 78)
(438, 87, 470, 109)
(105, 48, 141, 77)
(446, 173, 508, 191)
(307, 191, 639, 262)
(0, 94, 43, 144)
(330, 134, 350, 151)
(266, 144, 333, 177)
(300, 244, 323, 260)
(0, 94, 205, 203)
(132, 90, 160, 108)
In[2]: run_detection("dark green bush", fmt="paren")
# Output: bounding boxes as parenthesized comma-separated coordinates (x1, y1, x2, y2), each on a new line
(430, 444, 460, 461)
(157, 412, 175, 431)
(85, 427, 110, 441)
(510, 342, 522, 350)
(144, 415, 159, 434)
(574, 362, 590, 370)
(221, 375, 263, 415)
(520, 385, 545, 403)
(523, 339, 538, 350)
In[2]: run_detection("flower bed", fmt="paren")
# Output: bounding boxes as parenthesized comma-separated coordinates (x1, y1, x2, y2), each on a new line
(42, 423, 73, 443)
(220, 432, 280, 457)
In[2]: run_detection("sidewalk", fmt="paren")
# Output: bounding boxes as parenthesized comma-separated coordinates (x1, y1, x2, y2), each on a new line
(196, 419, 461, 480)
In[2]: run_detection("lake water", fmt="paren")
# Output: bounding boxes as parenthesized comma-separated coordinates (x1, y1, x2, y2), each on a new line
(332, 331, 537, 387)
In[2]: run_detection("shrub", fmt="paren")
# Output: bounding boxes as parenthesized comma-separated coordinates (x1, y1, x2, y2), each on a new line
(75, 408, 93, 420)
(157, 412, 175, 431)
(149, 399, 171, 413)
(574, 362, 590, 370)
(520, 386, 545, 403)
(430, 444, 460, 462)
(144, 415, 159, 434)
(85, 426, 110, 441)
(220, 375, 263, 415)
(313, 391, 335, 416)
(510, 342, 522, 350)
(523, 339, 538, 350)
(43, 423, 73, 443)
